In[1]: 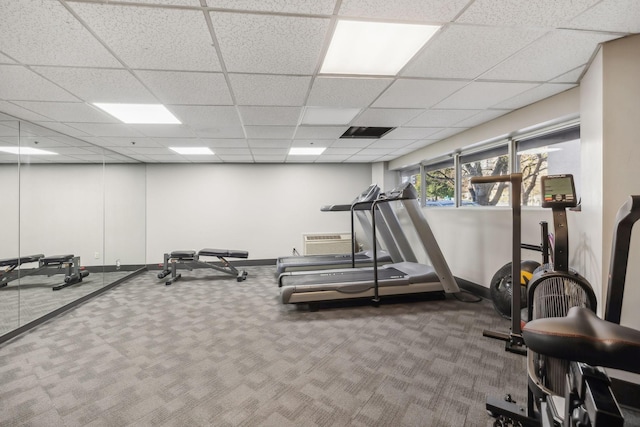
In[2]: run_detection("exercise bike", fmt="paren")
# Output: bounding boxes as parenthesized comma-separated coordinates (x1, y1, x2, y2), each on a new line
(486, 175, 640, 426)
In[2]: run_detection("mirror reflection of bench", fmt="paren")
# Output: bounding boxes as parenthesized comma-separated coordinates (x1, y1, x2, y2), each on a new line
(0, 254, 90, 291)
(157, 249, 249, 285)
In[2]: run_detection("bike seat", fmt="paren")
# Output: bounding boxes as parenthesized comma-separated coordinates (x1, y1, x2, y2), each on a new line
(522, 306, 640, 374)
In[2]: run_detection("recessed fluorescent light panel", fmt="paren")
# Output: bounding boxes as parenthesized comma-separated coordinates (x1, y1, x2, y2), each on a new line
(301, 107, 361, 125)
(321, 20, 440, 75)
(0, 147, 57, 155)
(93, 103, 181, 124)
(169, 147, 214, 155)
(289, 147, 326, 156)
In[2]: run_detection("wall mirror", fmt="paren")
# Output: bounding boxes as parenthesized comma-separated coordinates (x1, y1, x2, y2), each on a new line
(0, 118, 145, 339)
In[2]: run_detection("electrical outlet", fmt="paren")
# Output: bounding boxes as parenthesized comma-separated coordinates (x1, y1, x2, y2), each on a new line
(94, 252, 100, 259)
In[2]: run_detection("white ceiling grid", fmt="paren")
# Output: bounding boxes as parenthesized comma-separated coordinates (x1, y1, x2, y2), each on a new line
(0, 0, 637, 164)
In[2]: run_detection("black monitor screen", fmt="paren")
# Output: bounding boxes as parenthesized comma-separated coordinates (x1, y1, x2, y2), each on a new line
(541, 174, 576, 208)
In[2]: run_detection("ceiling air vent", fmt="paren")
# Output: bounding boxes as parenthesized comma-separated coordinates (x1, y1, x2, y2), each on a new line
(340, 126, 395, 139)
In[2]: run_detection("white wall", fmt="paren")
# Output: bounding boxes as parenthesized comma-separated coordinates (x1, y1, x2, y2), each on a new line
(581, 35, 640, 327)
(145, 163, 372, 262)
(104, 164, 146, 265)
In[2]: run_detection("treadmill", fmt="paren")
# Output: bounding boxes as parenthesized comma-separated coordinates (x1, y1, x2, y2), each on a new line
(275, 184, 406, 276)
(279, 182, 459, 304)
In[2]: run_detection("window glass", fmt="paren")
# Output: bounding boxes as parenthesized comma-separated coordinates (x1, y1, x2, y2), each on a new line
(399, 167, 421, 203)
(461, 146, 509, 206)
(517, 126, 580, 206)
(425, 161, 455, 207)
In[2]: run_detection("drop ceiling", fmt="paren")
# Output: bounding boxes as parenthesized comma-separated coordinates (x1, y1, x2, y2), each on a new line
(0, 0, 638, 164)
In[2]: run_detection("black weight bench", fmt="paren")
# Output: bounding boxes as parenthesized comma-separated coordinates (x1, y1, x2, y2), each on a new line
(0, 253, 89, 290)
(157, 248, 249, 285)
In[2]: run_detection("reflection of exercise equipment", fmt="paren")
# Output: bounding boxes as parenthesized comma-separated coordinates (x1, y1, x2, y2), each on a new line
(485, 175, 640, 426)
(158, 249, 249, 285)
(489, 222, 550, 319)
(0, 253, 89, 290)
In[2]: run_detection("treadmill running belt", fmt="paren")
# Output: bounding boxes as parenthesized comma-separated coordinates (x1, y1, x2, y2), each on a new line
(282, 267, 406, 286)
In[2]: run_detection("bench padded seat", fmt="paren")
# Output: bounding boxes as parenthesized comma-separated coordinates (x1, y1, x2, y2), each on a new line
(170, 250, 197, 259)
(199, 249, 248, 259)
(0, 254, 44, 267)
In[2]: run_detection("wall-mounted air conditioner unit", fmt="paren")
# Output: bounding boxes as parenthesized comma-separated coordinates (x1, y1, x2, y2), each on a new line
(303, 233, 353, 255)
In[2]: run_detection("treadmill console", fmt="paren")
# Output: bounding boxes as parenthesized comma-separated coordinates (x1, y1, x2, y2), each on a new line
(541, 174, 577, 209)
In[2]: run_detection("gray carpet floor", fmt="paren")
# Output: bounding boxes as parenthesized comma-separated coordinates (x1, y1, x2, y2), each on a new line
(0, 266, 529, 426)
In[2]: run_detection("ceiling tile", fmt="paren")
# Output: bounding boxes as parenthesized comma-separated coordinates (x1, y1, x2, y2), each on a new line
(307, 77, 392, 108)
(129, 124, 197, 138)
(248, 139, 291, 148)
(347, 154, 383, 163)
(193, 127, 245, 138)
(217, 154, 255, 162)
(253, 154, 286, 163)
(69, 2, 221, 71)
(480, 29, 620, 82)
(428, 127, 468, 140)
(245, 126, 295, 139)
(93, 137, 162, 148)
(323, 147, 361, 155)
(31, 122, 92, 138)
(197, 138, 249, 148)
(382, 127, 440, 140)
(314, 155, 350, 162)
(330, 139, 373, 149)
(338, 0, 470, 21)
(65, 123, 145, 138)
(353, 108, 423, 127)
(230, 74, 311, 106)
(135, 71, 233, 105)
(211, 12, 329, 74)
(405, 109, 481, 127)
(457, 0, 600, 27)
(207, 0, 337, 15)
(453, 109, 510, 128)
(569, 0, 640, 33)
(33, 67, 156, 103)
(251, 148, 288, 156)
(213, 147, 252, 155)
(403, 25, 547, 79)
(0, 52, 16, 64)
(0, 0, 120, 67)
(493, 83, 576, 110)
(125, 1, 202, 6)
(366, 139, 415, 149)
(294, 126, 347, 139)
(550, 67, 585, 84)
(0, 65, 78, 102)
(238, 106, 302, 126)
(0, 101, 53, 122)
(372, 79, 469, 108)
(12, 101, 117, 123)
(434, 82, 539, 109)
(169, 106, 242, 127)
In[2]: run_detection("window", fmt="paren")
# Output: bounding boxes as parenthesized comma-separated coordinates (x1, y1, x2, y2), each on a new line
(425, 159, 455, 207)
(460, 145, 509, 206)
(396, 122, 580, 209)
(516, 126, 580, 206)
(399, 166, 421, 203)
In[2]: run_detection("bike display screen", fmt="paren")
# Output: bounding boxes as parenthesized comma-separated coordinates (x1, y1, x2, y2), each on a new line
(541, 174, 577, 208)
